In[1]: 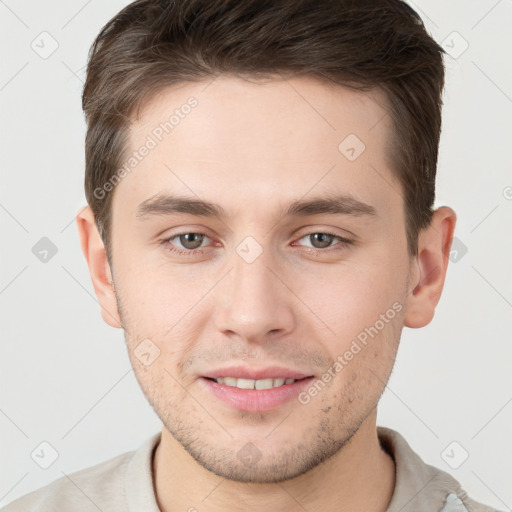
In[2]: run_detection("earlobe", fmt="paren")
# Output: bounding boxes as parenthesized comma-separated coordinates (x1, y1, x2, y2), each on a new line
(404, 206, 457, 329)
(76, 206, 123, 329)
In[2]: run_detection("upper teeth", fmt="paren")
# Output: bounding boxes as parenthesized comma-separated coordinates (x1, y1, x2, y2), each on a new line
(214, 377, 297, 389)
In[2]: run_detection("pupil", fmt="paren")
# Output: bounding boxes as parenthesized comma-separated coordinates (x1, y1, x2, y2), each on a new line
(311, 233, 332, 248)
(181, 233, 203, 249)
(178, 233, 334, 250)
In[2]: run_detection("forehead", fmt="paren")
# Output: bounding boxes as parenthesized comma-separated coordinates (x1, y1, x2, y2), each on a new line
(114, 75, 398, 220)
(130, 74, 391, 158)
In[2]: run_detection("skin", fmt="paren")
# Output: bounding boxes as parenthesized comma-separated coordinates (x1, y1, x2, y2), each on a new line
(77, 75, 456, 512)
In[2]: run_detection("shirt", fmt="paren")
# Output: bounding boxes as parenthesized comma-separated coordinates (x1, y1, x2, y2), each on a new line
(3, 426, 500, 511)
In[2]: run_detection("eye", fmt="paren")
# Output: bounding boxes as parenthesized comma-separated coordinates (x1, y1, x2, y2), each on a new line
(295, 231, 352, 251)
(160, 230, 353, 258)
(163, 232, 213, 255)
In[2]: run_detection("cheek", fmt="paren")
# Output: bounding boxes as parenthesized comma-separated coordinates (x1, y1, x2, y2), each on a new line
(115, 254, 209, 333)
(129, 353, 189, 414)
(300, 255, 406, 344)
(115, 230, 409, 348)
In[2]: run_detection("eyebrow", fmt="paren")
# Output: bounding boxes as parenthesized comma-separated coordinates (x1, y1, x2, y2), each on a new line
(136, 193, 377, 220)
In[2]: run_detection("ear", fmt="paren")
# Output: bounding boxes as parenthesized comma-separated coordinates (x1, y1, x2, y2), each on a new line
(76, 206, 123, 329)
(404, 206, 457, 328)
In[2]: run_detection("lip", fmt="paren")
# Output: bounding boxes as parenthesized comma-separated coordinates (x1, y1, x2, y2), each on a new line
(198, 375, 315, 412)
(202, 365, 312, 381)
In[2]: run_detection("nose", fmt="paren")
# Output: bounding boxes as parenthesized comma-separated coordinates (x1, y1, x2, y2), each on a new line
(212, 246, 296, 344)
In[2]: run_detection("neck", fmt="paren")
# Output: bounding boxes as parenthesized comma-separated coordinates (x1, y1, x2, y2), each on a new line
(153, 409, 395, 512)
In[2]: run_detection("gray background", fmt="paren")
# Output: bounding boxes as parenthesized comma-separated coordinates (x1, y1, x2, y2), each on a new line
(1, 0, 511, 509)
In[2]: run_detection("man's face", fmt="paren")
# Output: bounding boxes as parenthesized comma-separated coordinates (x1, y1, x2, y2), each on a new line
(109, 75, 414, 482)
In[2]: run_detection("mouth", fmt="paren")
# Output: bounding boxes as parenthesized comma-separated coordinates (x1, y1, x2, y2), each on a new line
(199, 375, 315, 412)
(203, 376, 310, 389)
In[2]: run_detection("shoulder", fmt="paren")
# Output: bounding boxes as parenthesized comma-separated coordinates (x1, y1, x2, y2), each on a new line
(378, 426, 503, 512)
(3, 448, 135, 512)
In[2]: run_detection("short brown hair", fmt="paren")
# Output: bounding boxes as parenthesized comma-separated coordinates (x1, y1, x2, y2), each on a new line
(82, 0, 445, 259)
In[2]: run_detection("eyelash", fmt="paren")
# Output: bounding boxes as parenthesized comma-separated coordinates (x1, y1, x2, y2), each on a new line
(159, 231, 353, 257)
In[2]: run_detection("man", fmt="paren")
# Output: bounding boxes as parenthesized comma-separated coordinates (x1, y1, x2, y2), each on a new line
(4, 0, 499, 511)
